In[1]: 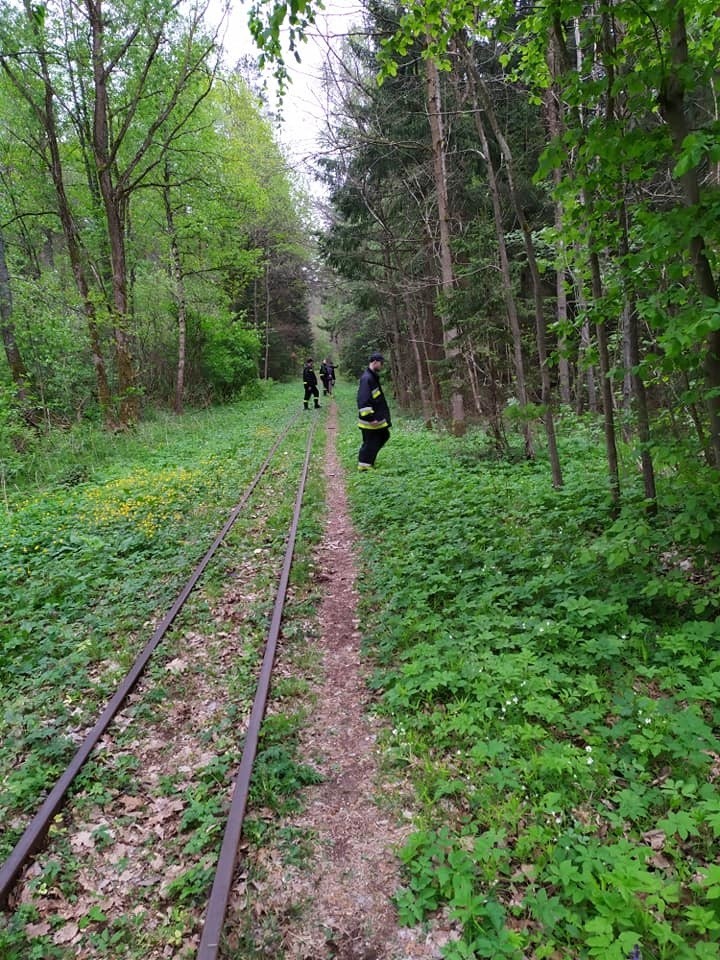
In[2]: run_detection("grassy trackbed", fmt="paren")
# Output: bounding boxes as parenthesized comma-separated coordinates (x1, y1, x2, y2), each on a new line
(0, 383, 331, 959)
(339, 393, 720, 960)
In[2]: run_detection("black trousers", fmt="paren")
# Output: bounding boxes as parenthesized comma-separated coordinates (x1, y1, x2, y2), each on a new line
(358, 426, 390, 465)
(304, 385, 319, 407)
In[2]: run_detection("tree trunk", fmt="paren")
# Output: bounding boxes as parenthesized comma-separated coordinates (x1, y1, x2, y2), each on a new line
(619, 204, 657, 508)
(659, 1, 720, 465)
(568, 261, 597, 414)
(461, 40, 562, 486)
(589, 248, 621, 509)
(9, 0, 115, 425)
(543, 50, 572, 409)
(88, 0, 138, 426)
(407, 308, 434, 426)
(264, 261, 271, 380)
(458, 39, 534, 458)
(162, 162, 187, 415)
(626, 302, 657, 509)
(425, 54, 465, 435)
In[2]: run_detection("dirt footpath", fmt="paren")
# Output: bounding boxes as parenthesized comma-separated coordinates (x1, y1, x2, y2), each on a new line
(247, 399, 457, 960)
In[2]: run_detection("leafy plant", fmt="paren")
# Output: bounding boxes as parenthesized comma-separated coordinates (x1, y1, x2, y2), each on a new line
(345, 414, 720, 959)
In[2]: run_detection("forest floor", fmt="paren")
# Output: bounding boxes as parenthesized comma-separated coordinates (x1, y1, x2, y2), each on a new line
(234, 399, 457, 959)
(3, 392, 457, 960)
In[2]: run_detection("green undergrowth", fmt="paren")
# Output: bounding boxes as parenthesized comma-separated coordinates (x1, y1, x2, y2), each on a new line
(0, 384, 307, 864)
(0, 386, 329, 958)
(341, 408, 720, 960)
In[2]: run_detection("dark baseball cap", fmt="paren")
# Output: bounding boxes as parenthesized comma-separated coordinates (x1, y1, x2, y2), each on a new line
(369, 352, 385, 362)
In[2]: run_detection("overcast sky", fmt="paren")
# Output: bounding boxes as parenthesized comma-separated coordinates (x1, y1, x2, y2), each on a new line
(213, 1, 366, 196)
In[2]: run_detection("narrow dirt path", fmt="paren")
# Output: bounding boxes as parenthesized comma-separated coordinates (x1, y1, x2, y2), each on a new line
(257, 400, 455, 960)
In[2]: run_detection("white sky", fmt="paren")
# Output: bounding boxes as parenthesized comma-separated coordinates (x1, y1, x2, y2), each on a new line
(215, 1, 366, 195)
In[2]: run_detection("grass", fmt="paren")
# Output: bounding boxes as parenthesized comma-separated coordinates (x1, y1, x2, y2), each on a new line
(0, 383, 327, 959)
(5, 380, 720, 959)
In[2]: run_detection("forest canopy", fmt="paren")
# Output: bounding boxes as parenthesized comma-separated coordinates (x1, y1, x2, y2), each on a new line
(3, 0, 720, 508)
(297, 0, 720, 503)
(0, 0, 314, 452)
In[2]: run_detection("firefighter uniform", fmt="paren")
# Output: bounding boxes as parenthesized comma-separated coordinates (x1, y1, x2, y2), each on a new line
(303, 360, 320, 409)
(357, 353, 391, 469)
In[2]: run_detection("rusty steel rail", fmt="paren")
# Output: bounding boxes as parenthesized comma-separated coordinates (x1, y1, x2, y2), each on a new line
(196, 417, 317, 960)
(0, 414, 301, 909)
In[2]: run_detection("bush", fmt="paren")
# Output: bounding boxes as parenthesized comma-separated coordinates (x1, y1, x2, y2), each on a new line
(199, 315, 260, 399)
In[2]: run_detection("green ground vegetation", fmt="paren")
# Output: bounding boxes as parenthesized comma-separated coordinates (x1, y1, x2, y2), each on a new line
(3, 382, 720, 959)
(0, 383, 329, 958)
(340, 396, 720, 960)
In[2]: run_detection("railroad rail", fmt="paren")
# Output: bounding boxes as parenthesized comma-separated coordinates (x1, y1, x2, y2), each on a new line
(0, 412, 319, 958)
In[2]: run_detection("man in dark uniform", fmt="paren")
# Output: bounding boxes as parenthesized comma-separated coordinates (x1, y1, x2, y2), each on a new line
(357, 352, 391, 470)
(303, 358, 320, 409)
(319, 358, 332, 395)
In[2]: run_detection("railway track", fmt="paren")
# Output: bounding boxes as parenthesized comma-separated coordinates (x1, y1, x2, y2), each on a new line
(1, 411, 321, 958)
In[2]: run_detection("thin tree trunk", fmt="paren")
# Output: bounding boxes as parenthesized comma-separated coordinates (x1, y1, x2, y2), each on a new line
(7, 1, 115, 425)
(621, 301, 633, 441)
(425, 54, 465, 436)
(625, 303, 657, 508)
(573, 270, 597, 413)
(407, 309, 434, 426)
(88, 0, 138, 426)
(680, 372, 710, 457)
(589, 248, 621, 509)
(162, 162, 187, 415)
(659, 1, 720, 465)
(462, 39, 562, 485)
(543, 59, 572, 409)
(618, 204, 657, 508)
(553, 185, 571, 407)
(264, 261, 271, 380)
(458, 39, 534, 458)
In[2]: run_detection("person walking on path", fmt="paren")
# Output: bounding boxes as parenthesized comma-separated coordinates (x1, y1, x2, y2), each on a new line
(319, 358, 336, 396)
(357, 352, 391, 470)
(303, 358, 321, 409)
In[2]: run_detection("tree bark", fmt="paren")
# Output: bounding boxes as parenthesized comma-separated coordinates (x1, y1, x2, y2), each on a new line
(425, 54, 466, 435)
(589, 249, 621, 509)
(408, 313, 434, 426)
(264, 261, 271, 380)
(4, 1, 116, 425)
(458, 39, 534, 458)
(659, 1, 720, 465)
(87, 0, 139, 426)
(162, 162, 187, 415)
(617, 203, 657, 508)
(462, 40, 562, 486)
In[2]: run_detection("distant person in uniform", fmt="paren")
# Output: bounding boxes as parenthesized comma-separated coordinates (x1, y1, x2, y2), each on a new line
(357, 352, 391, 470)
(320, 360, 330, 397)
(303, 358, 320, 409)
(320, 358, 336, 396)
